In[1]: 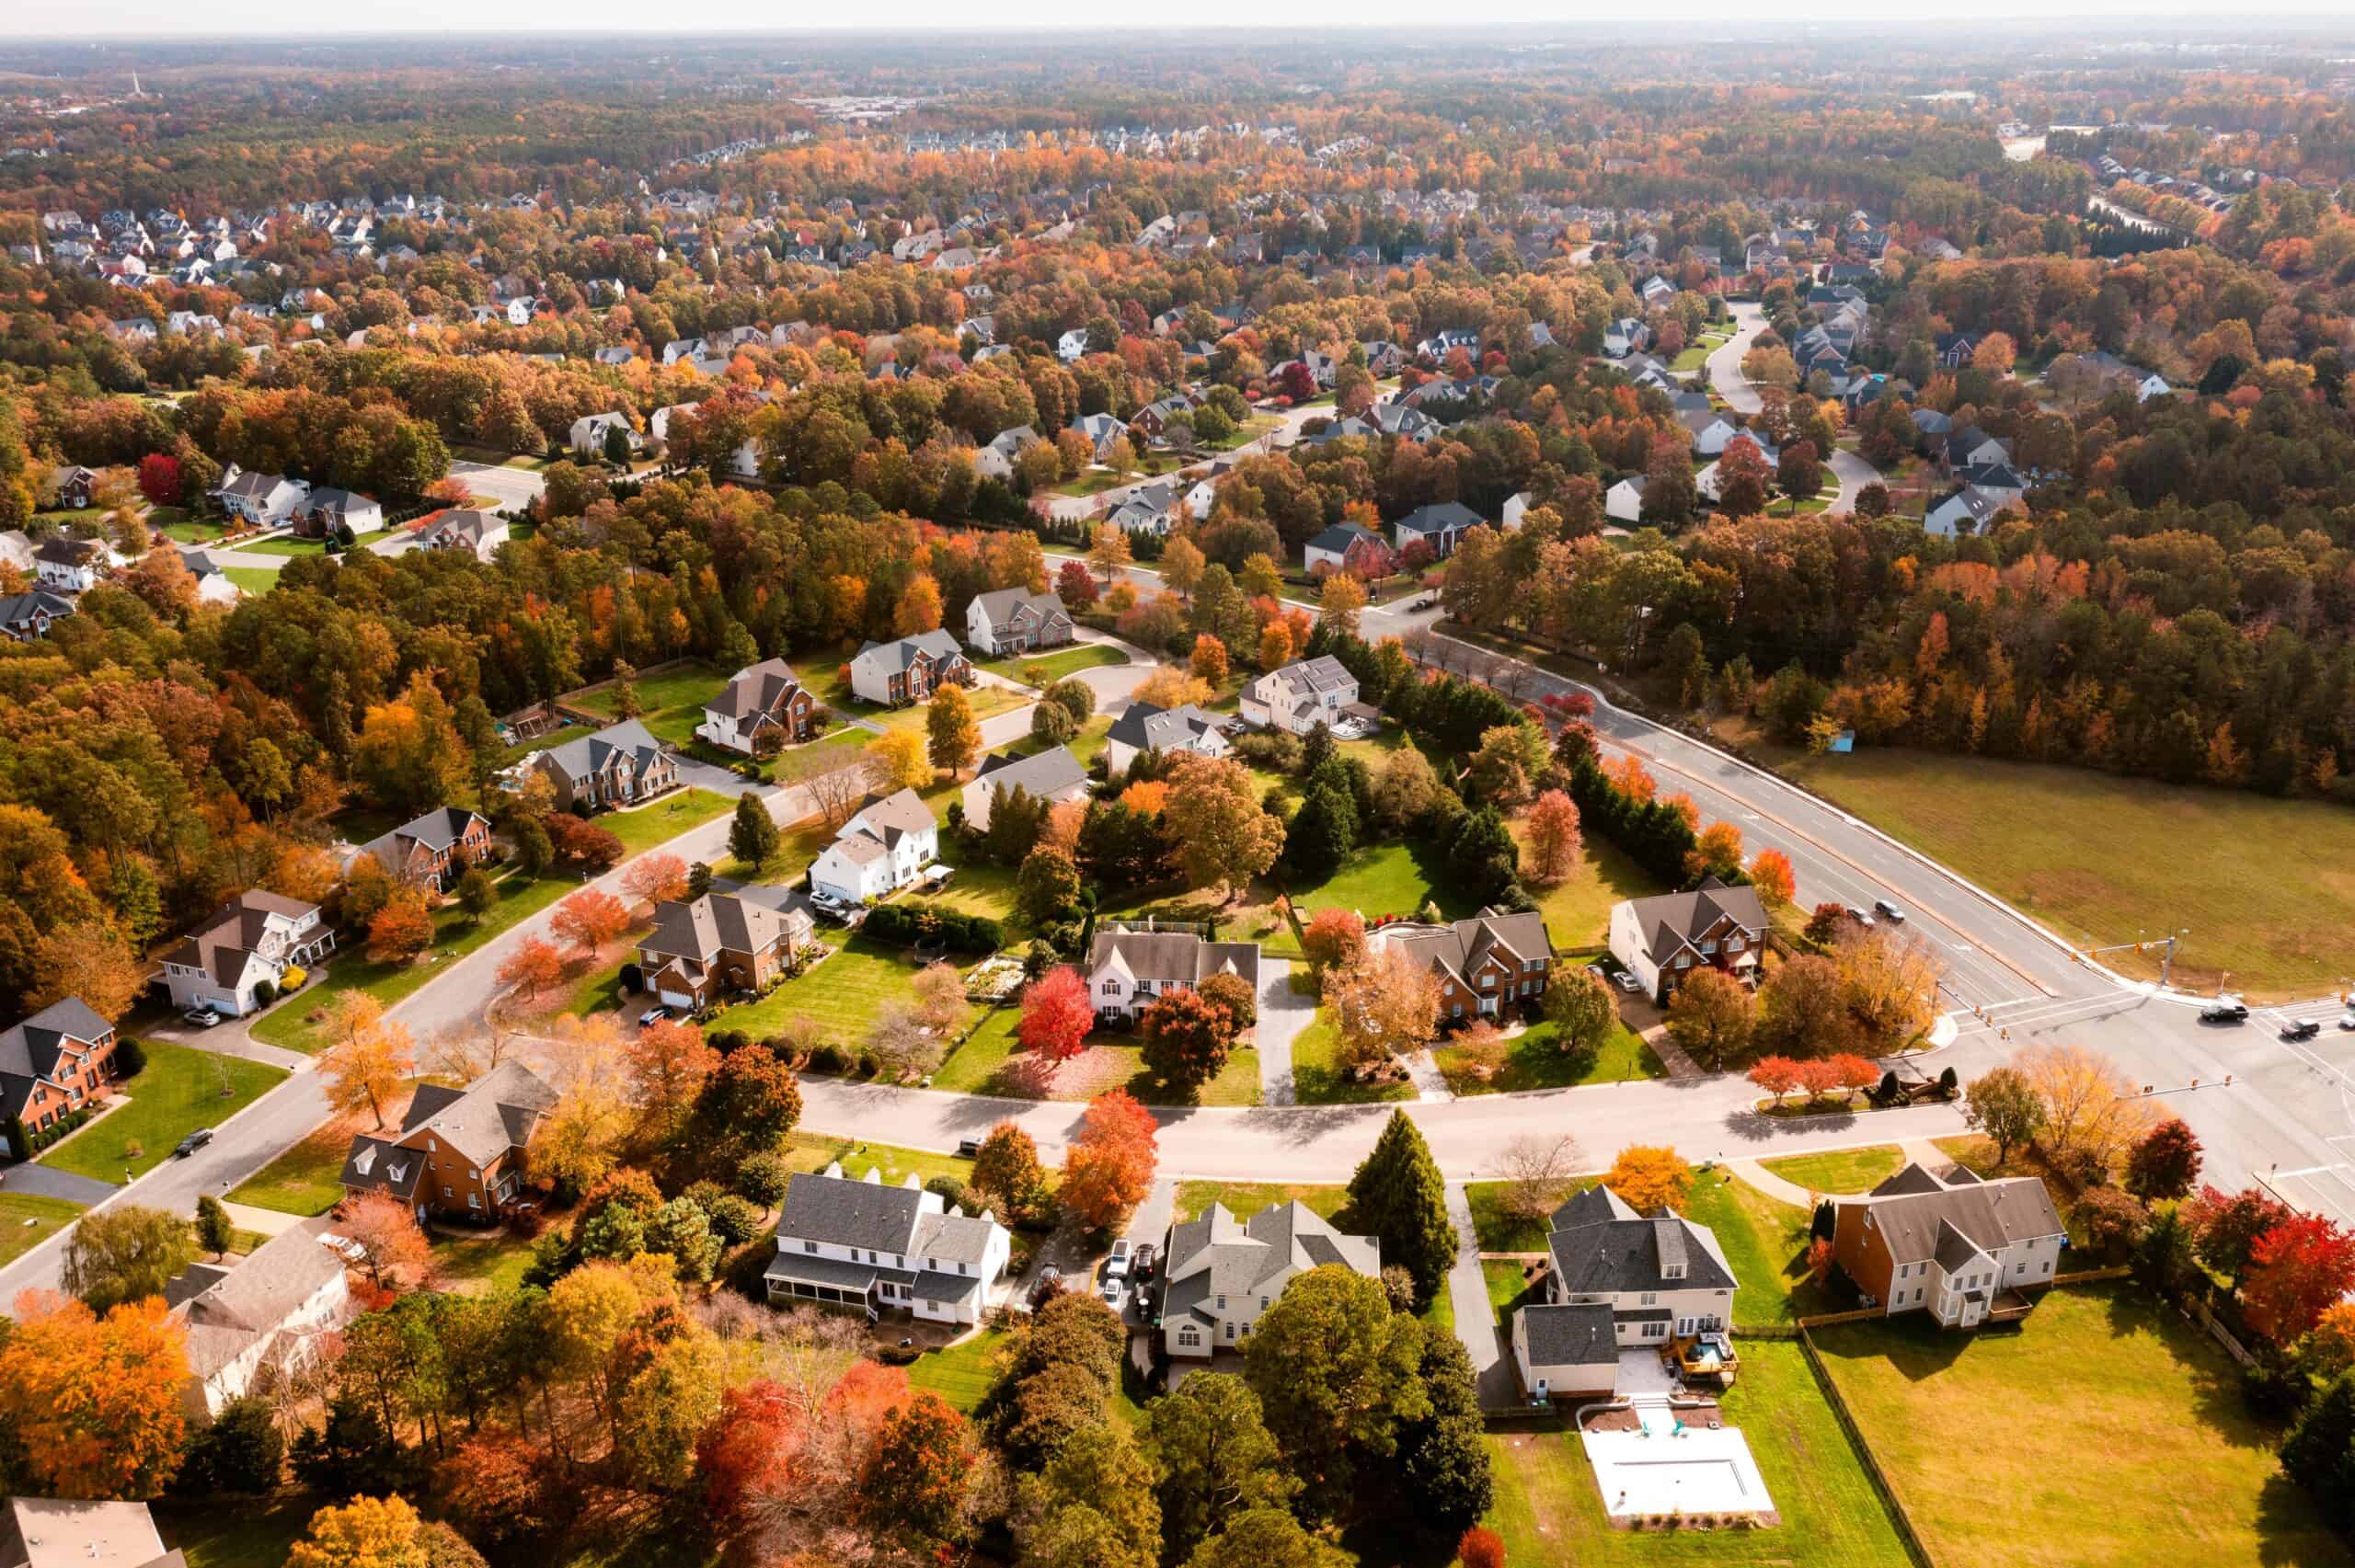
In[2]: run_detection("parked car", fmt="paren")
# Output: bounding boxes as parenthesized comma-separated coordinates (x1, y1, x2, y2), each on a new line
(2282, 1019, 2322, 1042)
(2340, 1012, 2355, 1032)
(1028, 1265, 1063, 1307)
(1132, 1242, 1157, 1280)
(1844, 906, 1877, 928)
(1873, 898, 1907, 923)
(1105, 1239, 1132, 1280)
(638, 1004, 672, 1028)
(1611, 968, 1643, 993)
(180, 1008, 222, 1028)
(1409, 597, 1436, 612)
(173, 1128, 214, 1158)
(2200, 1001, 2249, 1024)
(1098, 1277, 1131, 1315)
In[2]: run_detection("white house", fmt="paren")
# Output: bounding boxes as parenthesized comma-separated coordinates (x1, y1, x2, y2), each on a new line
(1391, 500, 1485, 560)
(1501, 490, 1533, 531)
(1160, 1202, 1381, 1358)
(1304, 522, 1387, 578)
(764, 1163, 1009, 1325)
(847, 629, 971, 707)
(31, 537, 109, 593)
(964, 588, 1074, 658)
(1831, 1162, 2068, 1330)
(1604, 476, 1648, 524)
(170, 1228, 351, 1417)
(1085, 926, 1261, 1024)
(1607, 876, 1767, 1001)
(1925, 486, 2005, 539)
(1056, 328, 1092, 362)
(1240, 655, 1361, 736)
(569, 411, 639, 457)
(212, 465, 312, 526)
(1512, 1185, 1739, 1402)
(415, 509, 511, 561)
(1102, 701, 1230, 775)
(808, 788, 939, 906)
(162, 890, 336, 1018)
(962, 745, 1090, 831)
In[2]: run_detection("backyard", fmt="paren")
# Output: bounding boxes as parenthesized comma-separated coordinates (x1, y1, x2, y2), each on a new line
(39, 1042, 287, 1183)
(574, 661, 728, 748)
(930, 1006, 1263, 1107)
(708, 935, 941, 1051)
(1813, 1283, 2352, 1568)
(1430, 986, 1662, 1095)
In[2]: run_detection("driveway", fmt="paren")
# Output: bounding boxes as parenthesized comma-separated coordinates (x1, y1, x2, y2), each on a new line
(1824, 446, 1878, 516)
(1254, 959, 1315, 1106)
(0, 1163, 118, 1204)
(1444, 1182, 1516, 1406)
(1706, 301, 1768, 416)
(447, 460, 546, 514)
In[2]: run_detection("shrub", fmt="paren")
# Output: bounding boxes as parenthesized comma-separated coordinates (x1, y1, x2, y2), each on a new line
(734, 1151, 791, 1207)
(114, 1037, 148, 1078)
(926, 1174, 972, 1212)
(252, 980, 277, 1006)
(703, 1194, 765, 1246)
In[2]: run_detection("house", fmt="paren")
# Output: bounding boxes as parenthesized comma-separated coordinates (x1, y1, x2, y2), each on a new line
(169, 1227, 351, 1417)
(847, 629, 973, 707)
(1106, 493, 1175, 535)
(1056, 327, 1092, 362)
(764, 1162, 1009, 1324)
(1160, 1201, 1382, 1357)
(0, 998, 125, 1158)
(288, 487, 383, 540)
(1830, 1161, 2068, 1329)
(973, 424, 1040, 481)
(965, 588, 1074, 658)
(1681, 406, 1741, 456)
(569, 411, 639, 457)
(0, 589, 75, 642)
(1371, 908, 1553, 1021)
(41, 464, 98, 509)
(808, 788, 939, 906)
(699, 658, 818, 753)
(2136, 372, 2173, 402)
(32, 536, 107, 593)
(1603, 317, 1649, 358)
(1070, 411, 1128, 463)
(348, 807, 495, 890)
(1361, 339, 1406, 377)
(1086, 926, 1261, 1024)
(1303, 521, 1388, 578)
(1924, 486, 2007, 539)
(0, 1498, 182, 1568)
(1392, 500, 1485, 560)
(1607, 876, 1766, 1001)
(340, 1060, 558, 1222)
(415, 509, 510, 561)
(1102, 701, 1230, 774)
(211, 466, 311, 526)
(179, 551, 240, 607)
(162, 891, 335, 1018)
(1513, 1185, 1739, 1402)
(1932, 332, 1979, 369)
(963, 745, 1090, 832)
(1501, 491, 1534, 532)
(1604, 475, 1648, 524)
(525, 719, 679, 814)
(1240, 655, 1362, 736)
(637, 891, 813, 1012)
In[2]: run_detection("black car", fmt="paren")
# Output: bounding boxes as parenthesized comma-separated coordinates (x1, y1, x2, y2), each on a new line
(2282, 1019, 2322, 1042)
(2200, 1001, 2249, 1024)
(174, 1127, 215, 1158)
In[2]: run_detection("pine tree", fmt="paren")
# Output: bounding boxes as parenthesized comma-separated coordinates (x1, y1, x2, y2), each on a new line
(1346, 1111, 1458, 1309)
(1397, 1331, 1493, 1539)
(2281, 1370, 2355, 1530)
(729, 793, 781, 870)
(1284, 784, 1357, 881)
(195, 1194, 235, 1259)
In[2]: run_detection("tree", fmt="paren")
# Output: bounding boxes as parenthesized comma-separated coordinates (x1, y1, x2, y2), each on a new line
(1602, 1145, 1693, 1213)
(1015, 1420, 1161, 1568)
(1089, 521, 1134, 585)
(1160, 754, 1284, 898)
(62, 1205, 194, 1313)
(1443, 806, 1520, 907)
(1148, 1373, 1295, 1560)
(181, 1395, 285, 1495)
(858, 1391, 975, 1543)
(926, 683, 981, 778)
(1749, 1055, 1802, 1103)
(1133, 667, 1216, 710)
(972, 1121, 1051, 1225)
(1456, 1527, 1507, 1568)
(454, 865, 496, 920)
(288, 1494, 426, 1568)
(1962, 1066, 2045, 1165)
(194, 1194, 235, 1260)
(621, 852, 689, 908)
(496, 936, 566, 1001)
(1521, 789, 1583, 886)
(894, 575, 945, 637)
(1140, 988, 1236, 1093)
(341, 1191, 433, 1289)
(1747, 848, 1797, 910)
(2243, 1217, 2355, 1347)
(2186, 1185, 2296, 1283)
(627, 1018, 718, 1130)
(1284, 784, 1357, 881)
(1348, 1111, 1458, 1309)
(1300, 907, 1367, 970)
(1665, 966, 1755, 1070)
(1319, 572, 1368, 639)
(2282, 1370, 2355, 1531)
(2076, 1186, 2151, 1254)
(28, 919, 145, 1023)
(1325, 944, 1442, 1070)
(1244, 1266, 1428, 1514)
(1398, 1331, 1493, 1539)
(1189, 633, 1230, 687)
(1061, 1089, 1158, 1230)
(1017, 966, 1096, 1066)
(728, 793, 781, 869)
(1688, 820, 1744, 883)
(1542, 964, 1618, 1058)
(0, 1292, 190, 1498)
(1017, 842, 1083, 925)
(910, 960, 970, 1039)
(1187, 1509, 1349, 1568)
(1497, 1134, 1582, 1224)
(551, 887, 630, 956)
(2127, 1117, 2203, 1202)
(1754, 953, 1851, 1058)
(693, 1046, 802, 1161)
(1163, 536, 1207, 601)
(317, 994, 416, 1129)
(2017, 1042, 2157, 1183)
(365, 891, 435, 964)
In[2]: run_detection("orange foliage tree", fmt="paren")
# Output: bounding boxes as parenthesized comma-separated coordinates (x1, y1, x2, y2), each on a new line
(0, 1290, 190, 1498)
(1060, 1089, 1159, 1230)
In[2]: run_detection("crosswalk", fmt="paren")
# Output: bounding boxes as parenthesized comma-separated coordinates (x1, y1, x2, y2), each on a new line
(1943, 990, 2152, 1045)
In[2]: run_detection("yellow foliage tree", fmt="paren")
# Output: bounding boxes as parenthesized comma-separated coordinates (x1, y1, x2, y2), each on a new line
(1602, 1145, 1694, 1214)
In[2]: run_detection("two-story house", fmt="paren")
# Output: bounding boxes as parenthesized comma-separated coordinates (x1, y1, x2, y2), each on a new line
(1513, 1185, 1739, 1402)
(1085, 926, 1261, 1025)
(339, 1060, 557, 1223)
(1831, 1162, 2067, 1330)
(167, 1227, 351, 1417)
(1240, 655, 1363, 736)
(964, 588, 1074, 658)
(1391, 500, 1485, 561)
(1160, 1201, 1382, 1357)
(0, 998, 126, 1158)
(698, 658, 817, 754)
(1607, 876, 1767, 1001)
(569, 411, 640, 457)
(525, 720, 679, 815)
(1303, 522, 1388, 578)
(764, 1162, 1009, 1325)
(211, 466, 312, 527)
(1101, 701, 1231, 775)
(288, 487, 384, 540)
(808, 788, 940, 907)
(637, 890, 814, 1012)
(0, 589, 76, 642)
(1373, 909, 1553, 1021)
(415, 509, 511, 562)
(847, 630, 973, 708)
(32, 536, 108, 593)
(962, 745, 1090, 832)
(162, 891, 336, 1018)
(348, 807, 495, 890)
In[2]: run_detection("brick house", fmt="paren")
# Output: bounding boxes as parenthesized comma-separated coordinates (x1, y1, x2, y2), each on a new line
(0, 998, 125, 1157)
(1371, 908, 1553, 1022)
(698, 658, 817, 754)
(525, 719, 679, 814)
(637, 890, 814, 1012)
(349, 807, 495, 890)
(339, 1060, 557, 1223)
(1606, 876, 1766, 1001)
(847, 630, 972, 707)
(1830, 1162, 2067, 1330)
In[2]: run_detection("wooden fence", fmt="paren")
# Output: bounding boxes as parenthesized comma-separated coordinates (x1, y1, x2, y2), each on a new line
(1792, 1328, 1938, 1568)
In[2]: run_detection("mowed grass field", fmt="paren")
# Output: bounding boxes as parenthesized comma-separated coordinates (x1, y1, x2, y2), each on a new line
(1758, 1144, 1905, 1195)
(1813, 1284, 2352, 1568)
(575, 662, 729, 747)
(39, 1043, 287, 1183)
(1767, 746, 2355, 998)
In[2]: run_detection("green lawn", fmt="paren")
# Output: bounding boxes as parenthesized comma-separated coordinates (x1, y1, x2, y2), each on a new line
(226, 1125, 354, 1215)
(1518, 830, 1669, 946)
(931, 1008, 1262, 1107)
(502, 722, 593, 764)
(796, 659, 1028, 737)
(433, 1230, 538, 1295)
(1276, 840, 1463, 944)
(155, 508, 218, 543)
(565, 954, 637, 1018)
(709, 935, 934, 1049)
(908, 1325, 1013, 1411)
(39, 1042, 287, 1183)
(576, 663, 728, 749)
(1758, 745, 2355, 999)
(1682, 1167, 1834, 1324)
(223, 566, 280, 595)
(154, 1500, 315, 1568)
(1813, 1284, 2352, 1568)
(1430, 1003, 1661, 1095)
(978, 643, 1127, 685)
(0, 1192, 86, 1265)
(1485, 1339, 1913, 1565)
(780, 1131, 977, 1188)
(1173, 1180, 1349, 1223)
(1759, 1145, 1905, 1196)
(689, 726, 870, 785)
(1289, 1008, 1416, 1104)
(1465, 1179, 1568, 1253)
(606, 787, 735, 853)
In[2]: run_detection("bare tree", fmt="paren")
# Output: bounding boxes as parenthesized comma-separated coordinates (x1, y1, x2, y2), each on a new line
(1497, 1133, 1583, 1223)
(867, 1001, 943, 1083)
(806, 761, 871, 830)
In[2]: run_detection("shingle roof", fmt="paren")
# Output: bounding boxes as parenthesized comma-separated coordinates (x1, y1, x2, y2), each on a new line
(162, 892, 322, 987)
(1521, 1302, 1617, 1367)
(1547, 1185, 1737, 1297)
(1838, 1162, 2065, 1264)
(706, 658, 809, 727)
(1617, 877, 1767, 968)
(0, 997, 111, 1083)
(640, 891, 807, 965)
(174, 1227, 346, 1379)
(973, 745, 1088, 801)
(1378, 910, 1553, 990)
(775, 1168, 925, 1253)
(355, 807, 486, 875)
(536, 719, 665, 785)
(1162, 1201, 1380, 1324)
(1105, 701, 1224, 755)
(1394, 500, 1483, 537)
(393, 1060, 556, 1169)
(1088, 930, 1261, 993)
(851, 629, 965, 675)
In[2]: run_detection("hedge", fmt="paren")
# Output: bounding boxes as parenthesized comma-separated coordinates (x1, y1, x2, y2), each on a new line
(862, 903, 1003, 955)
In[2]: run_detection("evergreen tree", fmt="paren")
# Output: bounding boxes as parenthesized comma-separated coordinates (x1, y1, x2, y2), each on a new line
(194, 1195, 235, 1260)
(1346, 1111, 1458, 1309)
(1396, 1331, 1493, 1541)
(1285, 784, 1357, 881)
(728, 793, 780, 870)
(2281, 1371, 2355, 1531)
(1444, 806, 1519, 906)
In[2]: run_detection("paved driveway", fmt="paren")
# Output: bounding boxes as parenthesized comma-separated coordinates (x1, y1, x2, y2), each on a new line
(1254, 959, 1316, 1106)
(447, 460, 546, 514)
(0, 1163, 118, 1204)
(1706, 301, 1767, 415)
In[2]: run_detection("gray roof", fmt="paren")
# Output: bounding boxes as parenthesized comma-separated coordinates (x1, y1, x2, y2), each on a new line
(1105, 701, 1224, 755)
(0, 997, 111, 1086)
(973, 745, 1088, 801)
(339, 1135, 423, 1199)
(1381, 910, 1554, 990)
(417, 509, 504, 551)
(1547, 1184, 1737, 1297)
(174, 1227, 347, 1379)
(1933, 1219, 1989, 1274)
(355, 807, 487, 874)
(1089, 929, 1261, 993)
(970, 587, 1067, 629)
(706, 657, 809, 727)
(1162, 1201, 1380, 1325)
(535, 719, 665, 786)
(641, 891, 810, 966)
(1618, 877, 1767, 967)
(776, 1169, 925, 1253)
(1521, 1302, 1618, 1367)
(851, 629, 965, 676)
(1394, 500, 1483, 538)
(1837, 1162, 2065, 1264)
(1305, 521, 1382, 555)
(1550, 1185, 1640, 1230)
(1262, 655, 1356, 701)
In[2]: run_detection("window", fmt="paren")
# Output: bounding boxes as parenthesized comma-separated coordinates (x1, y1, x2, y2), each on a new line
(1700, 940, 1717, 955)
(1727, 936, 1744, 952)
(442, 1185, 452, 1198)
(804, 1240, 818, 1253)
(1479, 972, 1495, 990)
(1178, 1326, 1201, 1349)
(1102, 981, 1118, 995)
(1639, 1291, 1658, 1307)
(1223, 1322, 1236, 1341)
(1450, 1002, 1463, 1018)
(1675, 956, 1692, 969)
(1215, 1295, 1225, 1310)
(2040, 1259, 2051, 1276)
(1260, 1296, 1270, 1310)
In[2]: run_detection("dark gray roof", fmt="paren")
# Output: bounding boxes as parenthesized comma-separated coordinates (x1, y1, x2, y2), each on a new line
(535, 719, 665, 786)
(1836, 1162, 2064, 1264)
(706, 658, 808, 726)
(764, 1252, 896, 1292)
(775, 1170, 925, 1253)
(0, 997, 111, 1083)
(1394, 500, 1482, 536)
(1089, 930, 1261, 992)
(974, 745, 1088, 800)
(1551, 1185, 1640, 1231)
(1105, 701, 1224, 755)
(1618, 876, 1768, 967)
(640, 891, 807, 965)
(1933, 1219, 1987, 1274)
(1520, 1302, 1617, 1368)
(1548, 1185, 1737, 1298)
(1305, 521, 1382, 555)
(355, 807, 487, 873)
(851, 629, 965, 675)
(1381, 910, 1554, 990)
(339, 1134, 424, 1199)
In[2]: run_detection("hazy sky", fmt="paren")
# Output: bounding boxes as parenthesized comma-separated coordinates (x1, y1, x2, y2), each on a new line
(9, 2, 2355, 39)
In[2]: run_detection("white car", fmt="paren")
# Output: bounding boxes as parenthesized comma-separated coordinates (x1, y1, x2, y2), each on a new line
(1098, 1276, 1131, 1315)
(1105, 1239, 1132, 1280)
(2340, 1012, 2355, 1032)
(1611, 969, 1643, 993)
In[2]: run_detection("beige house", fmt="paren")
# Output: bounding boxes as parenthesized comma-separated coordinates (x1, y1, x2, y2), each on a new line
(168, 1228, 352, 1417)
(1159, 1201, 1381, 1357)
(1514, 1185, 1738, 1402)
(1831, 1162, 2067, 1330)
(1371, 909, 1553, 1021)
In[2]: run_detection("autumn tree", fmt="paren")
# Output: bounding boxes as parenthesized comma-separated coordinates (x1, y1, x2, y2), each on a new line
(692, 1046, 802, 1163)
(365, 890, 435, 964)
(2127, 1118, 2203, 1202)
(28, 918, 145, 1022)
(1319, 572, 1368, 639)
(1521, 789, 1583, 887)
(551, 887, 630, 956)
(926, 683, 981, 778)
(1749, 1055, 1801, 1104)
(867, 728, 932, 793)
(1160, 753, 1284, 899)
(1061, 1088, 1158, 1230)
(1324, 944, 1442, 1070)
(1747, 848, 1797, 910)
(972, 1120, 1051, 1225)
(1088, 521, 1133, 585)
(1300, 907, 1367, 970)
(0, 1291, 190, 1498)
(1602, 1145, 1693, 1213)
(61, 1205, 194, 1313)
(1665, 966, 1755, 1070)
(627, 1018, 718, 1131)
(1542, 964, 1618, 1058)
(1140, 987, 1237, 1093)
(1189, 633, 1231, 688)
(1687, 820, 1744, 883)
(319, 993, 416, 1129)
(340, 1192, 433, 1290)
(2242, 1217, 2355, 1347)
(1018, 966, 1095, 1066)
(1961, 1066, 2045, 1165)
(621, 852, 689, 908)
(2017, 1042, 2157, 1183)
(858, 1391, 975, 1544)
(288, 1494, 425, 1568)
(495, 935, 566, 1001)
(1132, 667, 1215, 710)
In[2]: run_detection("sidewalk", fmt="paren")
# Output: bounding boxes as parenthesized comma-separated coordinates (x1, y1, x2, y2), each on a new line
(1443, 1183, 1515, 1406)
(1403, 1049, 1452, 1102)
